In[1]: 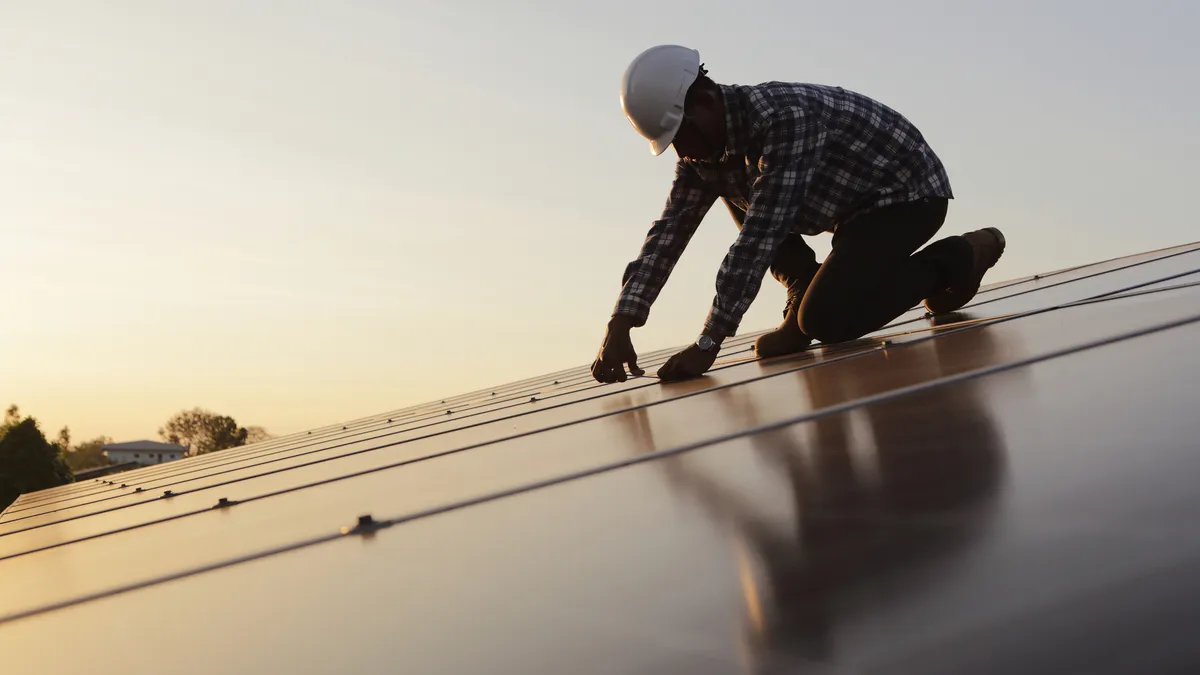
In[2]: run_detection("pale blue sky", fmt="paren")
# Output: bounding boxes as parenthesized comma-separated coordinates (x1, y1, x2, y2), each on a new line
(2, 1, 1196, 442)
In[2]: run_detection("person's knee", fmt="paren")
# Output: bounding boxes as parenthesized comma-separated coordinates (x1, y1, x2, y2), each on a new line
(798, 301, 865, 344)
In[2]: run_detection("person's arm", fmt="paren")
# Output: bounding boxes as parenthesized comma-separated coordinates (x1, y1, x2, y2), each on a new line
(612, 161, 717, 327)
(703, 108, 815, 339)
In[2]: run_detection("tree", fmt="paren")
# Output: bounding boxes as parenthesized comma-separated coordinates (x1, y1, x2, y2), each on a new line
(158, 408, 253, 455)
(0, 406, 74, 510)
(245, 426, 272, 445)
(65, 436, 114, 472)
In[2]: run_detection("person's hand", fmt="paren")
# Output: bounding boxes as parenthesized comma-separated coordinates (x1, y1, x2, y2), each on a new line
(591, 316, 645, 383)
(657, 343, 719, 382)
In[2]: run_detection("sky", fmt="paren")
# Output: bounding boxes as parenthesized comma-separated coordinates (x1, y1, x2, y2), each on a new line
(2, 0, 1197, 443)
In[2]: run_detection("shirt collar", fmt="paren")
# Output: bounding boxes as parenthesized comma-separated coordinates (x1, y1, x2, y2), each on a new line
(717, 84, 749, 161)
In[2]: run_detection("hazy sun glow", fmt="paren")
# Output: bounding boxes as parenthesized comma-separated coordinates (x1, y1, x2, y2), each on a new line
(3, 1, 1196, 442)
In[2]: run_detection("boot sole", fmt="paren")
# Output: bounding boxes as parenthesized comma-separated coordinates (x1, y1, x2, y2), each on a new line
(924, 228, 1006, 315)
(980, 227, 1006, 266)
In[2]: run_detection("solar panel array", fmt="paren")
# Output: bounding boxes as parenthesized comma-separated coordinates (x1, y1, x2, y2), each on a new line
(3, 241, 1200, 674)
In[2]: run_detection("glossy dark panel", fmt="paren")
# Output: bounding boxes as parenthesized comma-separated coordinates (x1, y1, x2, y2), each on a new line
(1, 301, 1198, 675)
(8, 245, 1194, 520)
(0, 338, 894, 541)
(1, 284, 1197, 627)
(0, 330, 774, 519)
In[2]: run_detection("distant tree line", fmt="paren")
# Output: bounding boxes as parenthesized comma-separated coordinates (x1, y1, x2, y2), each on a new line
(0, 405, 73, 511)
(0, 404, 271, 511)
(158, 407, 270, 456)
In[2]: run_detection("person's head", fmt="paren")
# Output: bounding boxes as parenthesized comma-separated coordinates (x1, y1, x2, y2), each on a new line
(620, 45, 726, 161)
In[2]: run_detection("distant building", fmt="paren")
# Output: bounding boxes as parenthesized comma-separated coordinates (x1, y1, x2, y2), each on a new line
(102, 440, 187, 467)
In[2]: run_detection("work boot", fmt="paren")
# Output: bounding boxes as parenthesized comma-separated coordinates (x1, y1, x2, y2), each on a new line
(754, 294, 814, 358)
(924, 227, 1006, 315)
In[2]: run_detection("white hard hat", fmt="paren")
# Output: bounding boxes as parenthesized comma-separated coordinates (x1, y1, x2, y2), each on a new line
(620, 45, 702, 156)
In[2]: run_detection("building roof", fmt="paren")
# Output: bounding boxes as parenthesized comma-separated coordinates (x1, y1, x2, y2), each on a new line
(71, 462, 140, 482)
(1, 240, 1199, 673)
(101, 441, 186, 453)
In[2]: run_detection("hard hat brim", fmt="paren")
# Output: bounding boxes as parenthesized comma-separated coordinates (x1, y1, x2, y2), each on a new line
(649, 122, 681, 156)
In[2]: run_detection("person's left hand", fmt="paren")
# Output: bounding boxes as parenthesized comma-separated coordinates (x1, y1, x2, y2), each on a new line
(658, 343, 719, 382)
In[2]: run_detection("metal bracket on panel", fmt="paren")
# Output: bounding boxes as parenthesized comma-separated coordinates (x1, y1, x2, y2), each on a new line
(341, 514, 388, 536)
(212, 497, 240, 509)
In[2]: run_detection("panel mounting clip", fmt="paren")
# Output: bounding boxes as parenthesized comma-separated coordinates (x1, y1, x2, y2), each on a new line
(341, 513, 388, 536)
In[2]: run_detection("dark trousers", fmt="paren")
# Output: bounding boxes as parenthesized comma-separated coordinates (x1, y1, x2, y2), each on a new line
(725, 197, 971, 343)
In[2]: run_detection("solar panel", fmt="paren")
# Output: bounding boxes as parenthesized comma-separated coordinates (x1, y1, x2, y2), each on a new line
(9, 242, 1198, 518)
(2, 241, 1198, 674)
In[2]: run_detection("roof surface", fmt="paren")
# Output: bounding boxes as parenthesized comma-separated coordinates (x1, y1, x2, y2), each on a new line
(3, 241, 1199, 674)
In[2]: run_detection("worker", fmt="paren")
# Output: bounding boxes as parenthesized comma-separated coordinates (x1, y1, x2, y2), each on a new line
(591, 45, 1005, 384)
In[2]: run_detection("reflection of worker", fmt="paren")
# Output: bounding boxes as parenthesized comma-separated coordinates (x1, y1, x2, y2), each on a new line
(592, 45, 1006, 384)
(619, 330, 1010, 673)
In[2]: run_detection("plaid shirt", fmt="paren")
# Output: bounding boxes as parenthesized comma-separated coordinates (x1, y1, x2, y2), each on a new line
(612, 82, 953, 338)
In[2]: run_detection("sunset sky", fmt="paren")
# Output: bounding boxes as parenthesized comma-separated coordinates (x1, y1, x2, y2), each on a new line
(2, 0, 1196, 443)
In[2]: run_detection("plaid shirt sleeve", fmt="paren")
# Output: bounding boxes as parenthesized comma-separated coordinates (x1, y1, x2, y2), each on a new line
(612, 161, 717, 326)
(703, 108, 815, 338)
